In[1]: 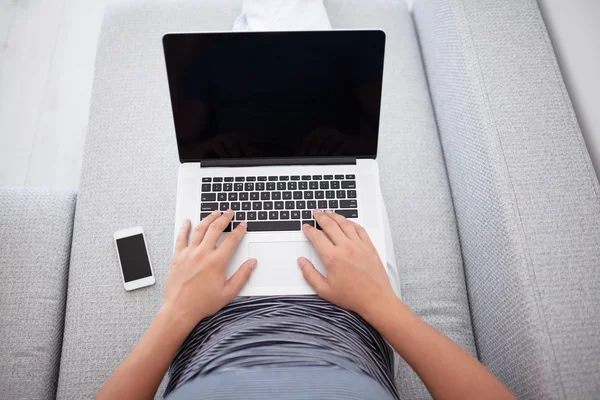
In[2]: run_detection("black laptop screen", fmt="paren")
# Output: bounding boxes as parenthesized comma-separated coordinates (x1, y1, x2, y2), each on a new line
(162, 31, 385, 162)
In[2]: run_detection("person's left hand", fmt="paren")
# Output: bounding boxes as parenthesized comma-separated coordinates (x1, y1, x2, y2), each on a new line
(161, 210, 256, 332)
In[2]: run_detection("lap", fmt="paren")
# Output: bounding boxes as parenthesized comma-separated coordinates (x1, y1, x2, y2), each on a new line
(166, 296, 397, 399)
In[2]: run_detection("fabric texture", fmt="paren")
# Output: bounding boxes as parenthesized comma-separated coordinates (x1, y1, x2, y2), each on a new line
(412, 0, 600, 398)
(168, 367, 394, 400)
(233, 0, 331, 31)
(0, 187, 77, 400)
(165, 296, 397, 399)
(327, 0, 478, 397)
(57, 0, 476, 399)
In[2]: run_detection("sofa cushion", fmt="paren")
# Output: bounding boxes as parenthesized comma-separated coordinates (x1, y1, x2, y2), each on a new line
(0, 187, 76, 400)
(327, 2, 478, 397)
(413, 0, 600, 398)
(56, 0, 476, 399)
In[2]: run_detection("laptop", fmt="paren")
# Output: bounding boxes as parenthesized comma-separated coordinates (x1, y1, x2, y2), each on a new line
(163, 30, 388, 295)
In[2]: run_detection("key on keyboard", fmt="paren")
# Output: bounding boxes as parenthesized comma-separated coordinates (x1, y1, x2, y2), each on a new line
(199, 174, 359, 231)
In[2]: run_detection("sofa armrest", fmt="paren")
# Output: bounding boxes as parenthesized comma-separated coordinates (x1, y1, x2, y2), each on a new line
(412, 0, 600, 398)
(0, 187, 77, 400)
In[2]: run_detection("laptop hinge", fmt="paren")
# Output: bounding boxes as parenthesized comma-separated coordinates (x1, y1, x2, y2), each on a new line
(200, 157, 357, 168)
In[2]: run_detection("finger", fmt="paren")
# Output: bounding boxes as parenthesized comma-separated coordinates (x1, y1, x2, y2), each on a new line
(225, 258, 257, 299)
(213, 137, 230, 158)
(190, 210, 221, 247)
(309, 135, 325, 156)
(217, 220, 247, 260)
(298, 257, 330, 297)
(175, 219, 191, 252)
(327, 211, 359, 240)
(319, 135, 343, 155)
(216, 141, 229, 157)
(240, 140, 254, 157)
(297, 137, 310, 155)
(229, 137, 242, 158)
(302, 222, 334, 255)
(201, 210, 234, 249)
(311, 133, 325, 149)
(313, 209, 347, 244)
(350, 221, 376, 249)
(248, 146, 262, 157)
(332, 146, 345, 156)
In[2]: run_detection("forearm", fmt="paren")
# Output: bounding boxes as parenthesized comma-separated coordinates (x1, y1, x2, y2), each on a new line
(96, 308, 193, 400)
(364, 296, 515, 400)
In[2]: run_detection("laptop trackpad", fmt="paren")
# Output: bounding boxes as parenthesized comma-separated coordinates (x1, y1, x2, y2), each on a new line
(247, 241, 312, 293)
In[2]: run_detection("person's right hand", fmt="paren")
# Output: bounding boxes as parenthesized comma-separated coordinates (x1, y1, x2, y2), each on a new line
(298, 209, 397, 318)
(162, 210, 256, 334)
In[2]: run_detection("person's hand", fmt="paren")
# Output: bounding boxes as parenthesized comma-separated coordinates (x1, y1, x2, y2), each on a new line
(298, 209, 396, 318)
(297, 128, 347, 156)
(197, 134, 262, 158)
(161, 210, 256, 332)
(295, 128, 365, 157)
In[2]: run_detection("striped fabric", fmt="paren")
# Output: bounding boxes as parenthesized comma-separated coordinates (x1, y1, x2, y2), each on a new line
(166, 366, 395, 400)
(164, 296, 398, 399)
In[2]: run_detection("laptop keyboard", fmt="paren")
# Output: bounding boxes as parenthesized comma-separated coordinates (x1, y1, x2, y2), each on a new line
(199, 174, 358, 232)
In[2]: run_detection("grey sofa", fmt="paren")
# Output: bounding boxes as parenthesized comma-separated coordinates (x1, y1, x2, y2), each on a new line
(1, 0, 599, 399)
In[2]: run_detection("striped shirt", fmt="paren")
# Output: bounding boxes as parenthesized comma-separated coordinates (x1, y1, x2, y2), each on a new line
(164, 296, 398, 399)
(167, 366, 395, 399)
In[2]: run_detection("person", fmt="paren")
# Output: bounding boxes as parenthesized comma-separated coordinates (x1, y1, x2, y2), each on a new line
(96, 209, 516, 400)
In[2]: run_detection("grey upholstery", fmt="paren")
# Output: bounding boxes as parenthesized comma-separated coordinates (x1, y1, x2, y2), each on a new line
(1, 0, 598, 399)
(56, 0, 477, 399)
(412, 0, 600, 398)
(327, 1, 478, 397)
(0, 187, 76, 400)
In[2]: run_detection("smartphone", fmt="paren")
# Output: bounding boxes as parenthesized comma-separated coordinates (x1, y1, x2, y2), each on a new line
(114, 226, 156, 291)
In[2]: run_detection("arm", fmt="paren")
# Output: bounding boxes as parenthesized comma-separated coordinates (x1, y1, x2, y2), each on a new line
(94, 309, 193, 399)
(96, 210, 255, 400)
(298, 209, 515, 400)
(365, 296, 514, 400)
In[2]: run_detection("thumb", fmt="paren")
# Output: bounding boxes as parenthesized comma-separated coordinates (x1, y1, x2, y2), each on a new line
(226, 258, 257, 298)
(298, 257, 330, 297)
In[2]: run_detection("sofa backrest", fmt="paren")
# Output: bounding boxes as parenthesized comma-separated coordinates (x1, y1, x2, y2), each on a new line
(413, 0, 600, 398)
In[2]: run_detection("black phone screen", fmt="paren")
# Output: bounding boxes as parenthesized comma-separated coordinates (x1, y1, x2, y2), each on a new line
(116, 234, 152, 282)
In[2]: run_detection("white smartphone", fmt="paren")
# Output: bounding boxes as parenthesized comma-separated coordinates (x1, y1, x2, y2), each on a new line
(113, 226, 156, 291)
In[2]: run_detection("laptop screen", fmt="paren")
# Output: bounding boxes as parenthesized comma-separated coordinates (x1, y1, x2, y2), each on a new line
(163, 31, 385, 163)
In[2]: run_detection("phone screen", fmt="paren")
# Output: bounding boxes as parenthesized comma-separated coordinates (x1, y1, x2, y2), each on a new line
(116, 234, 152, 282)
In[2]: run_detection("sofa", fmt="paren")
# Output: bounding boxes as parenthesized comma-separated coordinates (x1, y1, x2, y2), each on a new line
(1, 0, 599, 399)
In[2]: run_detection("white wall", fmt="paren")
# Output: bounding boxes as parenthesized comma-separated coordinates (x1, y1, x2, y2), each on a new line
(0, 0, 117, 188)
(1, 0, 598, 187)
